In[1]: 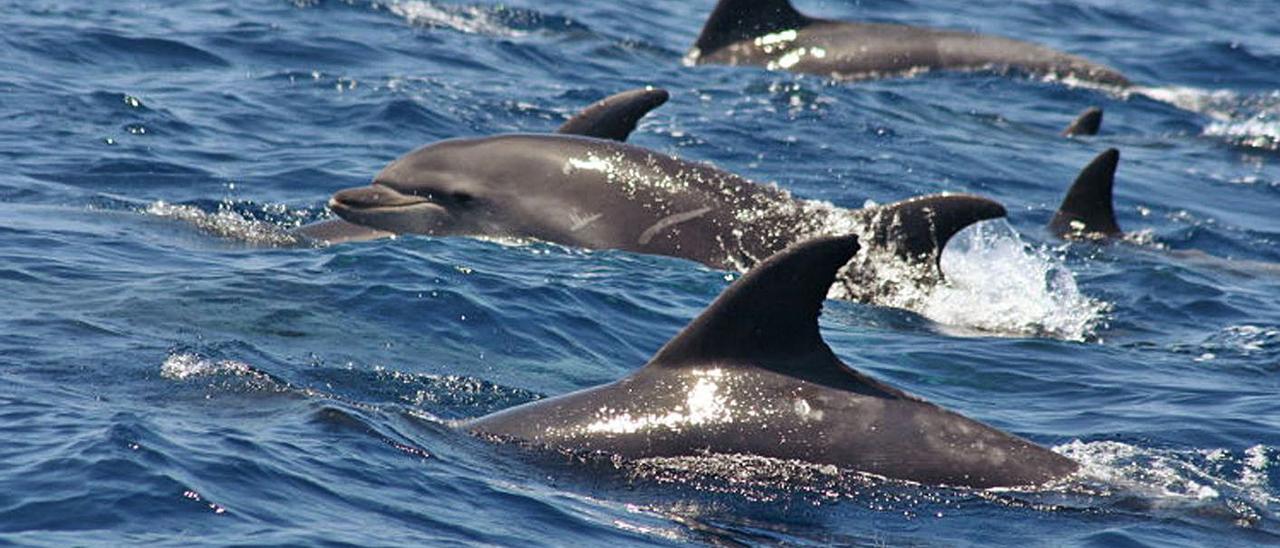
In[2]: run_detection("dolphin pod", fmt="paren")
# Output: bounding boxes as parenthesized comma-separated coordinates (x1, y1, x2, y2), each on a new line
(466, 234, 1079, 488)
(687, 0, 1130, 87)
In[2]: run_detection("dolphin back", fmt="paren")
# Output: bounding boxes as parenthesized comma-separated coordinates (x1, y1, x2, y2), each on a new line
(465, 233, 1080, 488)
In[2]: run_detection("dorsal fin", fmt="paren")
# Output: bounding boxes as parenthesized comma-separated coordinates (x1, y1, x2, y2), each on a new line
(862, 194, 1007, 273)
(647, 235, 858, 373)
(1050, 149, 1122, 237)
(1062, 107, 1103, 137)
(555, 88, 669, 142)
(691, 0, 811, 57)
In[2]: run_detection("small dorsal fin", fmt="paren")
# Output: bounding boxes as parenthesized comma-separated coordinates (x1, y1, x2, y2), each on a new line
(862, 194, 1007, 273)
(1062, 107, 1103, 137)
(555, 88, 670, 142)
(691, 0, 811, 57)
(647, 235, 858, 372)
(1050, 148, 1122, 237)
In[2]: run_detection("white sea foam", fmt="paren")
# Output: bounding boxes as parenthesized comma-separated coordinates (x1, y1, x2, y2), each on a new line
(925, 222, 1107, 341)
(160, 352, 256, 380)
(145, 201, 302, 247)
(831, 215, 1108, 341)
(1132, 86, 1280, 151)
(382, 0, 526, 37)
(1057, 440, 1278, 525)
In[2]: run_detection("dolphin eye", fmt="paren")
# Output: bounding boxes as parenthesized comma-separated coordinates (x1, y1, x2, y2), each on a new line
(452, 191, 475, 205)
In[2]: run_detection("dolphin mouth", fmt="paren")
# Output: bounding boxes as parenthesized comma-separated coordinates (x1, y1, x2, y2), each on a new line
(328, 184, 453, 234)
(330, 184, 435, 211)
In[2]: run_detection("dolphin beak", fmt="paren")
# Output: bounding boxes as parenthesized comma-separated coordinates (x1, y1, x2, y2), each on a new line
(328, 184, 452, 234)
(330, 185, 431, 211)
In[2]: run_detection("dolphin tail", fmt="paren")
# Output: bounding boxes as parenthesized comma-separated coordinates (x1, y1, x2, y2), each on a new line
(648, 234, 859, 368)
(1062, 107, 1103, 137)
(1049, 148, 1122, 237)
(556, 88, 670, 142)
(861, 194, 1008, 274)
(691, 0, 811, 58)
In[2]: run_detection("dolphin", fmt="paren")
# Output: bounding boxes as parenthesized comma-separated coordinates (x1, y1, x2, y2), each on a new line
(466, 234, 1080, 488)
(327, 132, 1006, 304)
(293, 88, 672, 244)
(1049, 149, 1280, 274)
(686, 0, 1130, 87)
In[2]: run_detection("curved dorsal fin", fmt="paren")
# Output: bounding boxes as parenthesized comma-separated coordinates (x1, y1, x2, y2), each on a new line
(1050, 148, 1122, 237)
(647, 235, 858, 370)
(555, 88, 670, 142)
(862, 194, 1007, 273)
(1062, 107, 1103, 137)
(692, 0, 811, 57)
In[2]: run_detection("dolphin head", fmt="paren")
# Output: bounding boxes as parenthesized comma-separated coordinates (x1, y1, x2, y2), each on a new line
(329, 138, 509, 237)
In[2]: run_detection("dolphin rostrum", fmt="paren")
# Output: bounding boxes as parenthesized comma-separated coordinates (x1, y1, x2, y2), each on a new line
(466, 234, 1080, 488)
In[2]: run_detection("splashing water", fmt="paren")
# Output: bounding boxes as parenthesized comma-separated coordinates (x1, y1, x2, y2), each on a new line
(1057, 440, 1279, 528)
(380, 0, 529, 37)
(826, 210, 1106, 340)
(923, 221, 1105, 340)
(145, 201, 303, 247)
(161, 352, 260, 380)
(1132, 86, 1280, 151)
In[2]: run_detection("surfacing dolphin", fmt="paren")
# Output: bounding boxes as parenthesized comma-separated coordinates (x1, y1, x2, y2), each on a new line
(294, 88, 672, 244)
(1049, 149, 1280, 274)
(1062, 107, 1104, 137)
(466, 234, 1080, 488)
(327, 132, 1006, 304)
(686, 0, 1130, 87)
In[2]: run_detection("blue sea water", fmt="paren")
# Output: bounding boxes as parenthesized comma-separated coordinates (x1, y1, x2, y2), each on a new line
(3, 0, 1280, 544)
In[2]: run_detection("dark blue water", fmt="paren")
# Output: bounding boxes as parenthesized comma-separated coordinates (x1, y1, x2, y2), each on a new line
(3, 0, 1279, 545)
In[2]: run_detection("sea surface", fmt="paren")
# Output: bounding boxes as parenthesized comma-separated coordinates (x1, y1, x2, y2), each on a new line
(2, 0, 1280, 545)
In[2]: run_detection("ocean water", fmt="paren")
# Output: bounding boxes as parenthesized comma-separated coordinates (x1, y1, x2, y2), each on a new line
(2, 0, 1279, 545)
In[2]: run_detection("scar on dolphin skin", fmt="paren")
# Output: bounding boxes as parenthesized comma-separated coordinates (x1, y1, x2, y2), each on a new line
(638, 206, 714, 245)
(569, 211, 604, 232)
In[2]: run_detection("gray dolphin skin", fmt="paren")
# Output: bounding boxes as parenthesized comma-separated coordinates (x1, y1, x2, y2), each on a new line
(327, 132, 1006, 301)
(466, 234, 1079, 488)
(293, 88, 671, 244)
(687, 0, 1130, 87)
